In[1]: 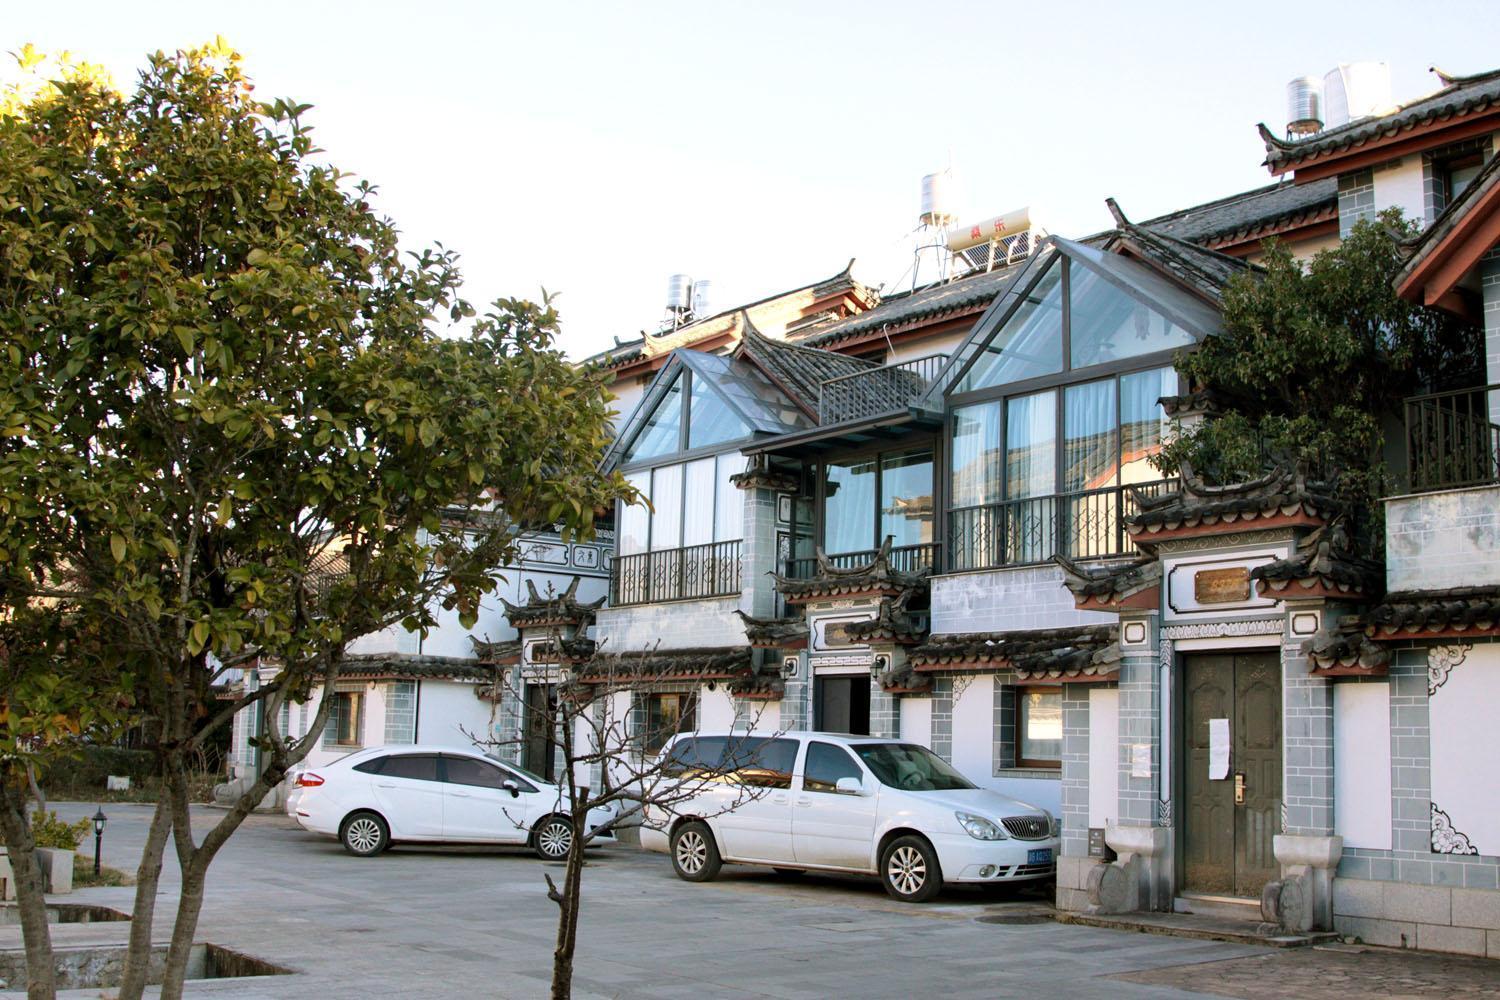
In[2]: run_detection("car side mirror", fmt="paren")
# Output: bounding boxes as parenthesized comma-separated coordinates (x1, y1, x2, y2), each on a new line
(502, 779, 520, 798)
(834, 777, 865, 796)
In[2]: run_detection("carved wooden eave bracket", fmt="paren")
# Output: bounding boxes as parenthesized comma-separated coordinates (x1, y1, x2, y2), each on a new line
(1054, 554, 1162, 612)
(1126, 462, 1337, 550)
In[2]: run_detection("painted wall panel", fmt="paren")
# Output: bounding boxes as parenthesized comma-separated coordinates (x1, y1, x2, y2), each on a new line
(1333, 682, 1392, 851)
(950, 675, 994, 784)
(698, 686, 736, 733)
(900, 697, 934, 749)
(1430, 644, 1499, 856)
(1088, 687, 1120, 829)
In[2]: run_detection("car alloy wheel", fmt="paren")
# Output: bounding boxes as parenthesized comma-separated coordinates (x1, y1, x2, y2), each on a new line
(886, 845, 927, 896)
(343, 814, 386, 856)
(536, 818, 573, 860)
(675, 828, 708, 875)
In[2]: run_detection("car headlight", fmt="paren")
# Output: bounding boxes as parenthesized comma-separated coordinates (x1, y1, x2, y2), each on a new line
(955, 811, 1007, 841)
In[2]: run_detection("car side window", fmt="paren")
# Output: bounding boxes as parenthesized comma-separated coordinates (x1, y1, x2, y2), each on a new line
(729, 737, 796, 790)
(666, 737, 727, 778)
(378, 754, 440, 782)
(442, 756, 526, 791)
(803, 742, 862, 794)
(352, 758, 385, 774)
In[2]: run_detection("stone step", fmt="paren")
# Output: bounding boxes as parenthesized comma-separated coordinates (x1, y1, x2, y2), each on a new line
(1057, 909, 1339, 948)
(1174, 892, 1264, 922)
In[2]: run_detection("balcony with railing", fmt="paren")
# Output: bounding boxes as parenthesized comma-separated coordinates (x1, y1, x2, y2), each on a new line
(1404, 384, 1500, 493)
(947, 478, 1179, 572)
(781, 541, 942, 580)
(610, 540, 742, 607)
(818, 354, 947, 425)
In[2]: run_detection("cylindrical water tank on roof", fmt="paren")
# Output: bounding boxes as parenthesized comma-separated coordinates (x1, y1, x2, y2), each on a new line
(1323, 62, 1391, 128)
(691, 280, 712, 318)
(946, 207, 1032, 253)
(1286, 76, 1324, 136)
(920, 172, 956, 228)
(666, 274, 693, 312)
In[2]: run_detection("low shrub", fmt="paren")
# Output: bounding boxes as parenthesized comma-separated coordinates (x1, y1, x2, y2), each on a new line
(30, 810, 91, 851)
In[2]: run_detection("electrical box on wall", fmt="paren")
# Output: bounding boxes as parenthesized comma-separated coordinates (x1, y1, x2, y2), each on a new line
(1087, 827, 1116, 860)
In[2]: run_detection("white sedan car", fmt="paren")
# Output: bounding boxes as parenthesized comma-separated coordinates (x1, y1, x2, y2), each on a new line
(292, 745, 614, 859)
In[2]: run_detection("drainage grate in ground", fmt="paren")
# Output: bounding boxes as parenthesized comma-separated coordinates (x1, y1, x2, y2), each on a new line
(975, 910, 1057, 926)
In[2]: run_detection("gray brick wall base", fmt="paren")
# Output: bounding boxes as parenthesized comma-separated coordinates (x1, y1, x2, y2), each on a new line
(1334, 877, 1500, 958)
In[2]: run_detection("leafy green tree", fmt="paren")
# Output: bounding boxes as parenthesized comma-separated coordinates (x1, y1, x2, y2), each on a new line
(1156, 210, 1481, 521)
(0, 41, 632, 999)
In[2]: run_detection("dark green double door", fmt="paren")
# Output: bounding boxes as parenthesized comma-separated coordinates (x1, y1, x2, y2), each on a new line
(1182, 653, 1281, 897)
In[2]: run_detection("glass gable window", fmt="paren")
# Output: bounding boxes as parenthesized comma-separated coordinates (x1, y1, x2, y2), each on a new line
(624, 373, 684, 464)
(687, 374, 750, 450)
(954, 263, 1063, 393)
(1068, 265, 1197, 370)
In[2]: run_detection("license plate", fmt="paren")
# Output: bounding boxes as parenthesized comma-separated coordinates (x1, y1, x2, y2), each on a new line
(1027, 848, 1053, 865)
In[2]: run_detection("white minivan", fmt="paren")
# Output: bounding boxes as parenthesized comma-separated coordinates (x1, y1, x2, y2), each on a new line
(640, 732, 1059, 902)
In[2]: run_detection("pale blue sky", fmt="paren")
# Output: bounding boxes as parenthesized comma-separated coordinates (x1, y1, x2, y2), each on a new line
(8, 2, 1499, 358)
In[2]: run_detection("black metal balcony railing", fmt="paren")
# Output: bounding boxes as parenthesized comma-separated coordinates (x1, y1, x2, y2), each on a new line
(818, 354, 947, 425)
(610, 540, 742, 607)
(947, 478, 1179, 572)
(1405, 384, 1500, 493)
(782, 541, 941, 580)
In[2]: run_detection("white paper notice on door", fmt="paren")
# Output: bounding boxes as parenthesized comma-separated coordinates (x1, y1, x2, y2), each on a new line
(1208, 718, 1230, 780)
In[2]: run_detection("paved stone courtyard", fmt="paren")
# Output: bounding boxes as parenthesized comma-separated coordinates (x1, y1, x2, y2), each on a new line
(11, 803, 1497, 999)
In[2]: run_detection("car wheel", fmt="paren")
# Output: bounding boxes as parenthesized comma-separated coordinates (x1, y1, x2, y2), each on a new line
(880, 835, 942, 902)
(534, 816, 574, 861)
(670, 821, 721, 882)
(340, 811, 389, 857)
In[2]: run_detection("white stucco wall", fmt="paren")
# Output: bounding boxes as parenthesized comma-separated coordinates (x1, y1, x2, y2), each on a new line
(900, 696, 933, 749)
(1088, 687, 1120, 830)
(931, 565, 1113, 634)
(1385, 485, 1500, 593)
(1334, 681, 1392, 851)
(698, 686, 736, 732)
(415, 680, 495, 748)
(1430, 643, 1499, 856)
(950, 675, 994, 784)
(888, 331, 965, 365)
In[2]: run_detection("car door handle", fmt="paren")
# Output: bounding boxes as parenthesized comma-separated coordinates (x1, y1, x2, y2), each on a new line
(450, 791, 471, 798)
(377, 783, 396, 789)
(795, 797, 811, 807)
(772, 794, 789, 805)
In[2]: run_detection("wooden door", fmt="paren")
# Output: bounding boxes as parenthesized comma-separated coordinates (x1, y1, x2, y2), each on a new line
(1182, 652, 1281, 897)
(523, 683, 558, 782)
(814, 676, 870, 735)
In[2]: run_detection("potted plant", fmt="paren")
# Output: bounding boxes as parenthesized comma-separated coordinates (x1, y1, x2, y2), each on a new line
(30, 811, 90, 895)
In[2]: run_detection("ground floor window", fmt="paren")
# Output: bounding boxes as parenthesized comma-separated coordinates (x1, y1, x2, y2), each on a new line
(645, 692, 697, 754)
(324, 689, 365, 748)
(1017, 687, 1062, 767)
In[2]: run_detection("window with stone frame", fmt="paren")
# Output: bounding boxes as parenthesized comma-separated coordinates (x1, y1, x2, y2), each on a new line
(644, 692, 697, 754)
(323, 688, 366, 748)
(1017, 687, 1063, 768)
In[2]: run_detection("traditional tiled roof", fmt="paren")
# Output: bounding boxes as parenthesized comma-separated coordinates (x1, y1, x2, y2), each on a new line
(576, 645, 754, 684)
(734, 610, 809, 649)
(794, 263, 1026, 349)
(1364, 585, 1500, 640)
(336, 653, 496, 682)
(729, 454, 802, 492)
(727, 670, 786, 701)
(470, 637, 522, 665)
(1159, 388, 1226, 420)
(1260, 67, 1500, 172)
(1012, 636, 1123, 686)
(842, 593, 926, 645)
(737, 323, 878, 415)
(1055, 555, 1161, 611)
(501, 577, 605, 629)
(1108, 208, 1257, 305)
(528, 636, 598, 663)
(1126, 463, 1338, 547)
(1395, 148, 1500, 303)
(1304, 622, 1391, 678)
(1251, 522, 1383, 601)
(878, 663, 933, 695)
(910, 625, 1116, 676)
(1140, 179, 1339, 249)
(772, 538, 930, 604)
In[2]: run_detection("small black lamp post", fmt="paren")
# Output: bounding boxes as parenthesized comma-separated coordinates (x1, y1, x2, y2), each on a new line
(91, 808, 107, 877)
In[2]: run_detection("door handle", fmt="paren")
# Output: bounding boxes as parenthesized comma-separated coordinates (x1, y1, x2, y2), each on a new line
(1234, 772, 1246, 805)
(377, 783, 395, 789)
(772, 794, 788, 805)
(795, 797, 811, 807)
(451, 791, 471, 798)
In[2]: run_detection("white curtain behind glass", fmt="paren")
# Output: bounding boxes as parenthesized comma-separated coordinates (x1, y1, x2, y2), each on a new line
(650, 464, 683, 550)
(1064, 380, 1118, 492)
(1120, 367, 1176, 485)
(1005, 391, 1057, 499)
(682, 458, 715, 547)
(951, 401, 1001, 509)
(715, 454, 747, 542)
(619, 470, 651, 555)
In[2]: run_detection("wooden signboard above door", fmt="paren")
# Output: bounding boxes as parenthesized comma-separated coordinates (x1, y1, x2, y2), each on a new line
(1194, 566, 1251, 605)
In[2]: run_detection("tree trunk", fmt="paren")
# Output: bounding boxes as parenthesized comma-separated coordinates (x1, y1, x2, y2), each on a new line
(549, 824, 586, 1000)
(156, 858, 208, 1000)
(116, 796, 173, 1000)
(0, 777, 55, 1000)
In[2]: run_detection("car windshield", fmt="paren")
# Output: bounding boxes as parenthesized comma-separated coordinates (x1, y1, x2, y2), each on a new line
(851, 743, 977, 791)
(485, 755, 550, 787)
